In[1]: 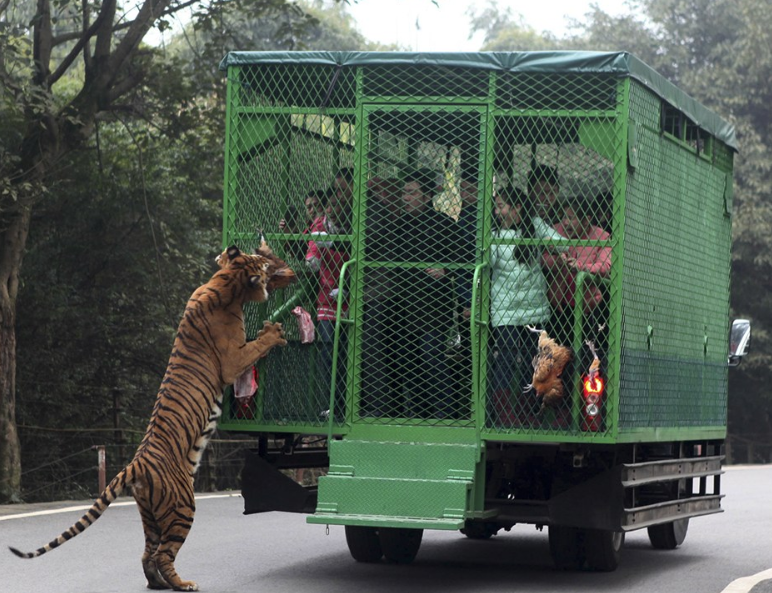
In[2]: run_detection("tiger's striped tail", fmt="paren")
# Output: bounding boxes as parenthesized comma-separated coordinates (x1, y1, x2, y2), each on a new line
(8, 463, 134, 559)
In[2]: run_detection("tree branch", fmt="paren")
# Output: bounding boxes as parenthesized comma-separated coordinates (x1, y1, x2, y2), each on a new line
(48, 6, 111, 87)
(33, 0, 53, 85)
(51, 31, 87, 46)
(82, 0, 92, 72)
(94, 0, 117, 64)
(52, 0, 205, 44)
(106, 71, 147, 104)
(106, 0, 174, 85)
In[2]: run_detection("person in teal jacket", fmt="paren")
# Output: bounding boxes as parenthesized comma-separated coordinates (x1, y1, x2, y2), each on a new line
(489, 185, 567, 426)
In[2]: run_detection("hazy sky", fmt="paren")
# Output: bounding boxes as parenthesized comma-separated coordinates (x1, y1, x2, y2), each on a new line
(346, 0, 630, 51)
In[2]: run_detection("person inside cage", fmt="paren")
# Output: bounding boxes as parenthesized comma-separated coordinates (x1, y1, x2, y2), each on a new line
(447, 171, 481, 414)
(528, 163, 561, 224)
(488, 185, 568, 428)
(456, 171, 479, 325)
(592, 190, 614, 235)
(389, 167, 463, 419)
(279, 188, 327, 235)
(359, 176, 402, 417)
(277, 188, 328, 261)
(306, 168, 354, 421)
(543, 195, 612, 357)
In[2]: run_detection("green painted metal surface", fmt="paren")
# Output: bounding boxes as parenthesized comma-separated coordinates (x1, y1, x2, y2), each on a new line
(218, 52, 734, 448)
(308, 440, 475, 529)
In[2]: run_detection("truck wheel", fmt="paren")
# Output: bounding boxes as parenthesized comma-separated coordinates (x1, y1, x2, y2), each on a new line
(461, 521, 499, 540)
(379, 527, 423, 564)
(583, 529, 624, 572)
(647, 519, 689, 550)
(549, 525, 584, 570)
(345, 525, 383, 563)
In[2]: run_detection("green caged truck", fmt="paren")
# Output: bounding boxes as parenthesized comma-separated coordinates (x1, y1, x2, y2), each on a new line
(215, 51, 750, 571)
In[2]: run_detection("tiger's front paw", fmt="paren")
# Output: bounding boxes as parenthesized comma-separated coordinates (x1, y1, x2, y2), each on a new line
(257, 321, 287, 347)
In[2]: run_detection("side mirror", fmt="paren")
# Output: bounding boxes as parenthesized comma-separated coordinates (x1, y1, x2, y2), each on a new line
(728, 319, 751, 367)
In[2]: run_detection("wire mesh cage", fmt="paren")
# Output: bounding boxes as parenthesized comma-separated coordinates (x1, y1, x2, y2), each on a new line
(218, 52, 735, 443)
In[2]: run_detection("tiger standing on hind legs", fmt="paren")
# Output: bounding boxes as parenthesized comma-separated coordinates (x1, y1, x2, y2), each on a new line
(9, 242, 296, 592)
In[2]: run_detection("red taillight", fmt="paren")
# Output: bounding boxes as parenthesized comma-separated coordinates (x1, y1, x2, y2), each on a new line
(582, 374, 605, 432)
(583, 376, 604, 397)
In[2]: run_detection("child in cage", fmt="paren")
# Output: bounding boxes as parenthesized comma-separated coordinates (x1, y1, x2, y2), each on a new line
(489, 185, 567, 426)
(543, 195, 612, 363)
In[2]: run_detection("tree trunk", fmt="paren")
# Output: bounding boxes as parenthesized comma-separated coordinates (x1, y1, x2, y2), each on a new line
(0, 206, 32, 503)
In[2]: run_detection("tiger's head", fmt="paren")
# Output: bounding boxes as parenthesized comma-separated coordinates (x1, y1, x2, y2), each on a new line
(216, 243, 296, 302)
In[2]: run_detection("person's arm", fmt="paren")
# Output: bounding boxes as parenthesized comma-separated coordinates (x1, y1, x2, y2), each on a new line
(305, 216, 326, 273)
(572, 229, 612, 276)
(580, 245, 612, 276)
(534, 217, 569, 253)
(542, 222, 566, 268)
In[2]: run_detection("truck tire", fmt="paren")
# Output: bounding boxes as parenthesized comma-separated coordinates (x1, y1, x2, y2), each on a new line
(379, 527, 423, 564)
(647, 519, 689, 550)
(549, 525, 584, 570)
(345, 525, 383, 563)
(583, 529, 624, 572)
(461, 521, 499, 540)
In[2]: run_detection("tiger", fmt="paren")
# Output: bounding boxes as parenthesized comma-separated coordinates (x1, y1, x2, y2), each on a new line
(9, 243, 296, 592)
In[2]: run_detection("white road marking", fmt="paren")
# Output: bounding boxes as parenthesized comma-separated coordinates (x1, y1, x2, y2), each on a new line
(0, 493, 241, 522)
(720, 568, 772, 593)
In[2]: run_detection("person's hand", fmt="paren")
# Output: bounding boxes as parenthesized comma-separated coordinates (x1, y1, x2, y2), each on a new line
(462, 307, 472, 320)
(560, 253, 577, 268)
(278, 219, 289, 233)
(425, 267, 446, 279)
(306, 256, 321, 273)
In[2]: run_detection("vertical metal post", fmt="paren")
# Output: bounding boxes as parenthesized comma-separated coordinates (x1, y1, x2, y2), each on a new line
(113, 389, 124, 464)
(94, 445, 106, 493)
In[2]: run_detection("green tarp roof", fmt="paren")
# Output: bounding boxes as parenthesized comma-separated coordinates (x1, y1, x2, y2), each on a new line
(219, 51, 737, 150)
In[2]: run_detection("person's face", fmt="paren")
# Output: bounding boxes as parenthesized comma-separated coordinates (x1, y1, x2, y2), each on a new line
(560, 206, 583, 238)
(494, 195, 521, 229)
(403, 180, 428, 215)
(335, 175, 353, 203)
(561, 205, 592, 238)
(304, 196, 322, 220)
(379, 182, 401, 213)
(531, 180, 559, 216)
(459, 180, 477, 207)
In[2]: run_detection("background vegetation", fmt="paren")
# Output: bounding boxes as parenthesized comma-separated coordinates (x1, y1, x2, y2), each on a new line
(0, 0, 769, 503)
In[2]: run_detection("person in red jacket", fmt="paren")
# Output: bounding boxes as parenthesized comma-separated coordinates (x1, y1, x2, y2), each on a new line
(543, 195, 612, 347)
(306, 169, 353, 420)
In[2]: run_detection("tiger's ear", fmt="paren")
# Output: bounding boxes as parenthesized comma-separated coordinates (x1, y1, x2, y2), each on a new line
(215, 245, 241, 268)
(248, 275, 265, 289)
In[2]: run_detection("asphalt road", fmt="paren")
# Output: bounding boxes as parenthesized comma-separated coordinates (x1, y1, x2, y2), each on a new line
(1, 465, 770, 593)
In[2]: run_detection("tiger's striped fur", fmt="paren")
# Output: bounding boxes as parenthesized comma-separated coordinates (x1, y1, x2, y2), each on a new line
(9, 244, 295, 592)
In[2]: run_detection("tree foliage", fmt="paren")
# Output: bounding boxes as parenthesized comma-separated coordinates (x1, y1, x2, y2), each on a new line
(0, 0, 376, 502)
(468, 1, 558, 51)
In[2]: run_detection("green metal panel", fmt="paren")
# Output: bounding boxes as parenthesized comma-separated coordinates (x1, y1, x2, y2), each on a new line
(220, 51, 737, 150)
(308, 439, 475, 528)
(617, 81, 732, 434)
(217, 52, 734, 448)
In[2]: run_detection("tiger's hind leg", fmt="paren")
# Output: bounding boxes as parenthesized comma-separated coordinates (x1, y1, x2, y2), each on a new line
(135, 485, 171, 590)
(140, 515, 169, 589)
(153, 480, 198, 592)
